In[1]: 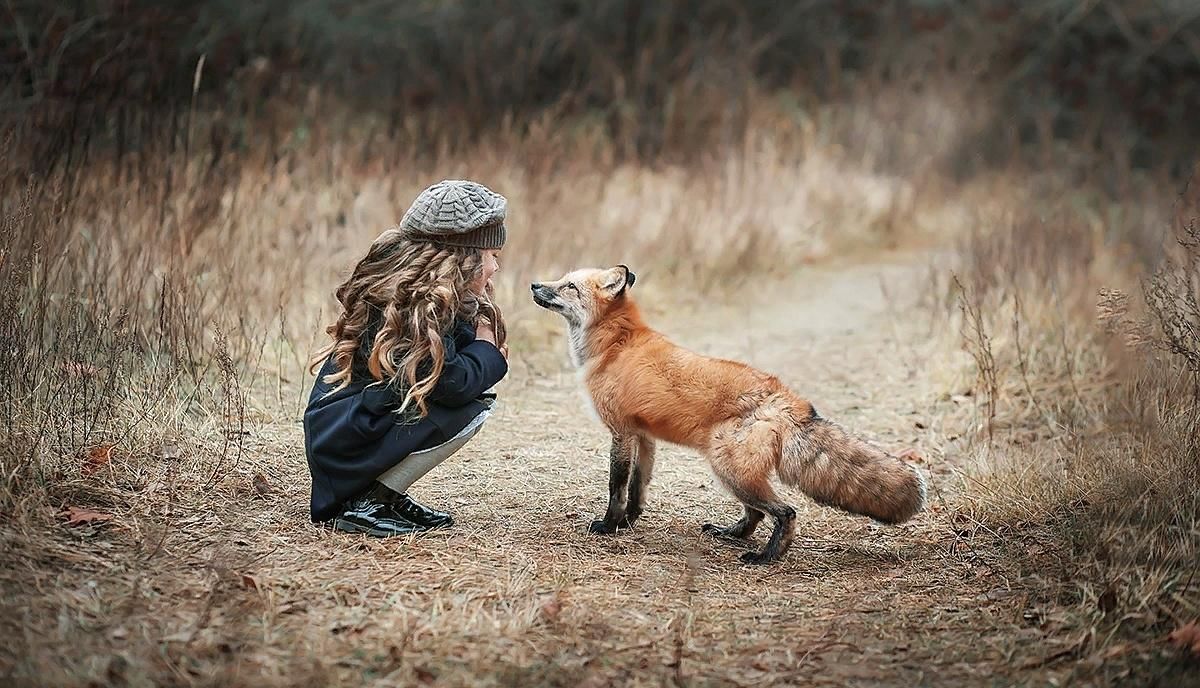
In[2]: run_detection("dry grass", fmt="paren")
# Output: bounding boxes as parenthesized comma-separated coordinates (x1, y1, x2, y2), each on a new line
(927, 166, 1200, 683)
(0, 90, 940, 686)
(3, 85, 1199, 686)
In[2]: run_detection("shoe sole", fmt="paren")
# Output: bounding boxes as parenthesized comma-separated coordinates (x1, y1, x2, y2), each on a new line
(332, 519, 411, 538)
(331, 518, 452, 537)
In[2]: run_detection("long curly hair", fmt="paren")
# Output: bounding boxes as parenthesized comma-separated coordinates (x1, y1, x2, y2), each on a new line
(310, 228, 506, 417)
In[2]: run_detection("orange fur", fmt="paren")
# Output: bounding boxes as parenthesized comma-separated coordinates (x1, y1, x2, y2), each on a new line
(531, 266, 927, 565)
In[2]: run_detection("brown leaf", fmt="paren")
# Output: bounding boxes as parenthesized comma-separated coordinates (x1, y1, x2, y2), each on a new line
(63, 506, 114, 526)
(241, 573, 259, 591)
(414, 667, 437, 684)
(82, 444, 114, 475)
(1168, 620, 1200, 656)
(251, 472, 272, 496)
(538, 592, 564, 623)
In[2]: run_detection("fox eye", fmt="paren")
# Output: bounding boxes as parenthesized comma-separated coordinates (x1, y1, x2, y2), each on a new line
(564, 282, 578, 293)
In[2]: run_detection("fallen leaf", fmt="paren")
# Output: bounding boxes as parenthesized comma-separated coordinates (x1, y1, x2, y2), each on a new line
(1168, 620, 1200, 656)
(82, 444, 114, 475)
(241, 573, 259, 591)
(63, 506, 114, 526)
(897, 448, 925, 463)
(951, 512, 975, 538)
(251, 472, 272, 496)
(538, 592, 564, 623)
(414, 667, 437, 684)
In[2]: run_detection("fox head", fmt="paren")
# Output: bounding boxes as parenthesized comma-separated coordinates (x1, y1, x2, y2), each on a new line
(530, 265, 636, 326)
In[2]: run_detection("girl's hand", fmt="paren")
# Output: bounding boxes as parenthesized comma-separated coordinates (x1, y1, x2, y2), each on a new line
(475, 319, 498, 347)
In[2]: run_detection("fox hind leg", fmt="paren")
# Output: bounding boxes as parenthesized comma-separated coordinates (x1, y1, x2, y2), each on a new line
(702, 505, 765, 541)
(716, 477, 795, 564)
(705, 429, 797, 564)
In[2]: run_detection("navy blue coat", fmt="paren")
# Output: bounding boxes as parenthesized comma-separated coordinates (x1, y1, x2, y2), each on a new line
(303, 318, 508, 522)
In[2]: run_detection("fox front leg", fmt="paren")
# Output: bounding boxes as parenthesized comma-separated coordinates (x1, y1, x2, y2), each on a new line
(589, 434, 637, 535)
(624, 436, 656, 526)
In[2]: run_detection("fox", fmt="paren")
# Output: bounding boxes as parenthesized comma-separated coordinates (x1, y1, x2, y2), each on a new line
(529, 265, 928, 565)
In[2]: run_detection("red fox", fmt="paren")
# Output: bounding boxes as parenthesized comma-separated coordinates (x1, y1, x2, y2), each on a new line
(530, 265, 927, 565)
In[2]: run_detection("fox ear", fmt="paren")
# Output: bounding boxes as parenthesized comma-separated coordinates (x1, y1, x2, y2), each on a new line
(603, 265, 635, 295)
(618, 264, 636, 288)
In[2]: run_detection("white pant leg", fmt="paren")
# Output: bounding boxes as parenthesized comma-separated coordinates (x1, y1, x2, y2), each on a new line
(376, 406, 491, 494)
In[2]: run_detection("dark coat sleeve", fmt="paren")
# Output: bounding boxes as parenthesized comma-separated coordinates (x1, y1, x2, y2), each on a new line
(358, 321, 508, 414)
(426, 338, 507, 406)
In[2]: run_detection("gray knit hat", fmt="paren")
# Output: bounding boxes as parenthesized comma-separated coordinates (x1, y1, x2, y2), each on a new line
(398, 179, 507, 250)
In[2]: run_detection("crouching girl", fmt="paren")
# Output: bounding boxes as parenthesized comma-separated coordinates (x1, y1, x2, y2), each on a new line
(303, 180, 509, 536)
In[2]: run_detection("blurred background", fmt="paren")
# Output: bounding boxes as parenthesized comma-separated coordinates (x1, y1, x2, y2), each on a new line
(4, 0, 1198, 345)
(2, 2, 1199, 684)
(6, 0, 1200, 166)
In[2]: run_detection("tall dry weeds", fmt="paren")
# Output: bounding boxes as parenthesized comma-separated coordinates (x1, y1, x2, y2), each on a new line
(939, 163, 1200, 670)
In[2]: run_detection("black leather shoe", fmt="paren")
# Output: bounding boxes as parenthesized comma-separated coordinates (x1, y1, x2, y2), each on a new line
(331, 494, 426, 537)
(392, 493, 454, 529)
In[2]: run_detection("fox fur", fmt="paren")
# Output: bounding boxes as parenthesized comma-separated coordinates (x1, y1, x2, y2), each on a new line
(530, 265, 928, 565)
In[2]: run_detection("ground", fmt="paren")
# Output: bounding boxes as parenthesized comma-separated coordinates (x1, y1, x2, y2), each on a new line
(2, 250, 1186, 687)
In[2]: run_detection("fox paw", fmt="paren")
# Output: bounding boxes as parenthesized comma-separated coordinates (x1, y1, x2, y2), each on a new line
(702, 523, 746, 540)
(588, 519, 618, 535)
(739, 550, 778, 566)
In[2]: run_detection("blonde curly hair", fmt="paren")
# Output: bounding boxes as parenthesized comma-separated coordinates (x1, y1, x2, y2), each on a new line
(310, 228, 506, 417)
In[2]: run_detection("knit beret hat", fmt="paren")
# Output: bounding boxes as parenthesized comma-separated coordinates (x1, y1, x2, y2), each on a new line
(398, 179, 507, 250)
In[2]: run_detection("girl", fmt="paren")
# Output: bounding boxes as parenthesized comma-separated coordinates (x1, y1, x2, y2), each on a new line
(303, 180, 510, 537)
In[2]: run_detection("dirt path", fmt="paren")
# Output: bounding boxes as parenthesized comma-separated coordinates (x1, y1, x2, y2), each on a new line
(8, 250, 1085, 687)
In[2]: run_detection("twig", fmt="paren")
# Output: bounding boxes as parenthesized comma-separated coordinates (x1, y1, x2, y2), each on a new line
(953, 273, 998, 447)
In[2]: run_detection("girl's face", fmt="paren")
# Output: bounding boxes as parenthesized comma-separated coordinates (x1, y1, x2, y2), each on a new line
(470, 249, 501, 294)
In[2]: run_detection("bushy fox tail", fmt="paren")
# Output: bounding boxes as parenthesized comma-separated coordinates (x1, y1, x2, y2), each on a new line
(778, 412, 927, 524)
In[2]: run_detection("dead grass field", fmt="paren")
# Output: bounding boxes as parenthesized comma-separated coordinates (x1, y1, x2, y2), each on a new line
(4, 246, 1196, 687)
(2, 90, 1198, 686)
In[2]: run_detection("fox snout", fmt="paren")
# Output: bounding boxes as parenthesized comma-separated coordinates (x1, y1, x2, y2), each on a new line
(530, 282, 558, 310)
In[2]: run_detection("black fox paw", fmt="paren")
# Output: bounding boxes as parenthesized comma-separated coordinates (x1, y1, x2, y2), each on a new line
(702, 523, 746, 540)
(589, 519, 618, 535)
(739, 550, 777, 565)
